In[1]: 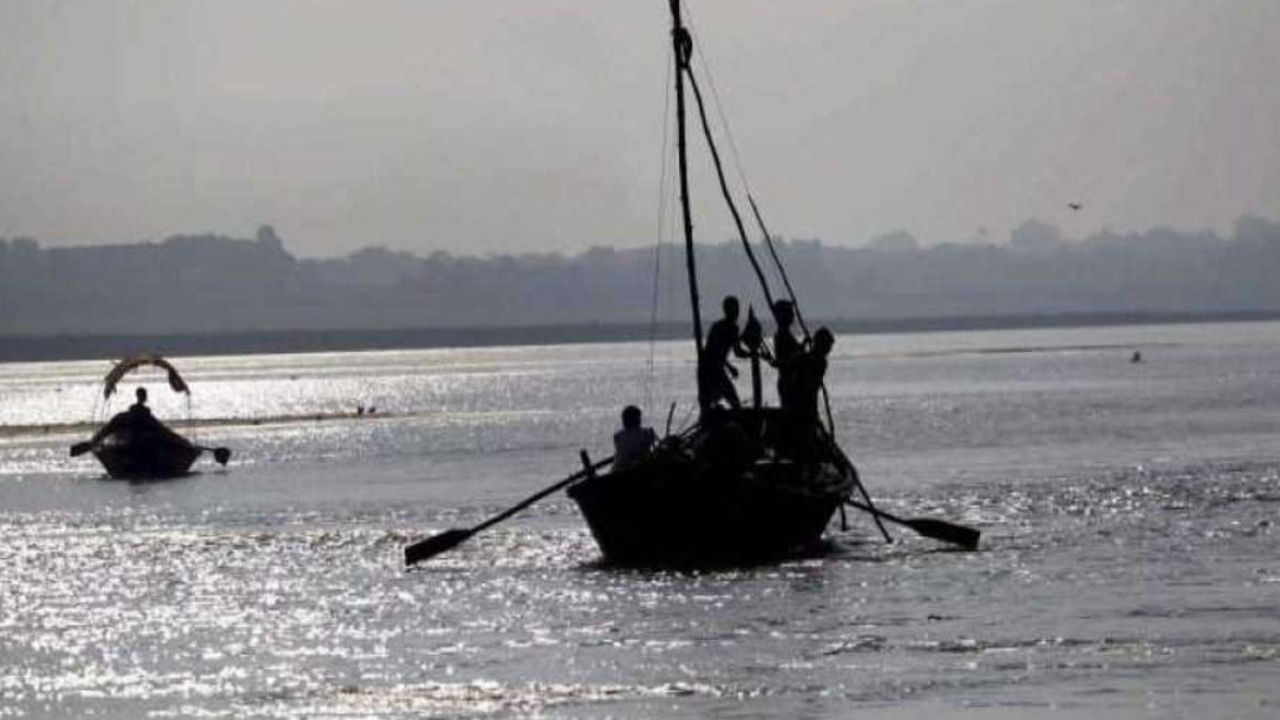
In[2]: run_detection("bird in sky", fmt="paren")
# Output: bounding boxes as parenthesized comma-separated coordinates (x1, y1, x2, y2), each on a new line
(1068, 203, 1083, 211)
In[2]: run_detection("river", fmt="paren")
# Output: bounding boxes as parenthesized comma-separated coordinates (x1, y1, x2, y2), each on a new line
(1, 322, 1277, 718)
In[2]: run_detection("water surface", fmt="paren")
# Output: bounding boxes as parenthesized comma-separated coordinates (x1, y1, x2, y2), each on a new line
(2, 322, 1277, 718)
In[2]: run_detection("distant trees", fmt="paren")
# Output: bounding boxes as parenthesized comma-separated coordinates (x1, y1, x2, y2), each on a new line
(2, 216, 1280, 335)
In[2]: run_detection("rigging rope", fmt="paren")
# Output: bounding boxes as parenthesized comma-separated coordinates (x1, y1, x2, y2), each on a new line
(749, 196, 810, 340)
(671, 0, 886, 539)
(682, 65, 776, 312)
(681, 1, 751, 193)
(645, 51, 676, 411)
(682, 4, 838, 436)
(683, 4, 788, 292)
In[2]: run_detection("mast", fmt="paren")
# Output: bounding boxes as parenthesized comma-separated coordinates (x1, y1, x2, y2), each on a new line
(669, 0, 703, 363)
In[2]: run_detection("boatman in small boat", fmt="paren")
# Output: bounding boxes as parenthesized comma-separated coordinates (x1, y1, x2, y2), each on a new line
(698, 295, 751, 411)
(613, 405, 658, 471)
(88, 387, 178, 447)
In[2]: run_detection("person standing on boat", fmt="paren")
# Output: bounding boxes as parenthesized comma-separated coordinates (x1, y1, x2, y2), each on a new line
(769, 300, 804, 411)
(699, 295, 750, 411)
(795, 327, 835, 428)
(613, 405, 658, 471)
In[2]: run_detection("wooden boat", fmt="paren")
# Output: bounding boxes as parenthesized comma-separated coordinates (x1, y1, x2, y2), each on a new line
(558, 1, 867, 566)
(71, 355, 231, 479)
(403, 2, 978, 570)
(93, 432, 203, 479)
(569, 408, 855, 566)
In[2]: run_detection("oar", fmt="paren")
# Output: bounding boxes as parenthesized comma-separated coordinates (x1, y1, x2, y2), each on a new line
(198, 446, 233, 465)
(843, 498, 980, 550)
(69, 441, 93, 457)
(405, 454, 615, 567)
(822, 434, 893, 542)
(830, 442, 978, 548)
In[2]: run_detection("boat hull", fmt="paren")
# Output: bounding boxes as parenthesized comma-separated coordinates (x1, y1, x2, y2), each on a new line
(93, 437, 201, 479)
(568, 452, 850, 567)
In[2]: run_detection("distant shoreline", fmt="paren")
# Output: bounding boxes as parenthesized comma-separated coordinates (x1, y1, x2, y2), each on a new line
(2, 310, 1278, 363)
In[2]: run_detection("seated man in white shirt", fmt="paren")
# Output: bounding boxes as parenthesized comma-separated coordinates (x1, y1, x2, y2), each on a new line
(612, 405, 658, 471)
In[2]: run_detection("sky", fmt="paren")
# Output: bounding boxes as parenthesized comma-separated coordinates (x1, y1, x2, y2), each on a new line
(2, 0, 1278, 257)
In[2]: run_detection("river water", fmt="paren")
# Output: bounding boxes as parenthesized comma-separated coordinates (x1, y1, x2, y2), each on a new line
(1, 322, 1277, 718)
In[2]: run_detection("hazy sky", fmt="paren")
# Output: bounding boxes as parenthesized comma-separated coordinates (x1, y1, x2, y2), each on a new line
(3, 0, 1278, 257)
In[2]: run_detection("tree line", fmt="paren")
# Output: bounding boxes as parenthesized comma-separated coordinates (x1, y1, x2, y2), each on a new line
(3, 216, 1279, 336)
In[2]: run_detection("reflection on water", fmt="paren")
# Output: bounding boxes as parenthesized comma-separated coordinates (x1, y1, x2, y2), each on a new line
(3, 463, 1275, 718)
(2, 323, 1279, 718)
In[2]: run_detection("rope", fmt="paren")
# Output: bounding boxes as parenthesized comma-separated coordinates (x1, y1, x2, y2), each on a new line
(681, 1, 752, 193)
(668, 0, 886, 540)
(683, 6, 840, 440)
(683, 64, 776, 312)
(680, 11, 830, 431)
(684, 2, 792, 296)
(749, 196, 811, 341)
(645, 52, 675, 411)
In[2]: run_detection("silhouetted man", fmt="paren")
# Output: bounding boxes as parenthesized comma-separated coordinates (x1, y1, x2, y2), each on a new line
(129, 387, 151, 415)
(770, 300, 803, 411)
(90, 387, 176, 446)
(699, 296, 750, 411)
(794, 327, 834, 428)
(613, 405, 658, 471)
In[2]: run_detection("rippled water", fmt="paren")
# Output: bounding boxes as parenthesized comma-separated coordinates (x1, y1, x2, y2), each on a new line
(2, 323, 1278, 718)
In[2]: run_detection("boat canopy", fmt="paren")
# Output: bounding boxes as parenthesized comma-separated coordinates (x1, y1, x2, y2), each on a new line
(102, 355, 190, 399)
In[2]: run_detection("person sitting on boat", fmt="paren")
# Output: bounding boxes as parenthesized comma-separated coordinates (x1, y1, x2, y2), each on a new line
(794, 327, 835, 429)
(89, 388, 180, 447)
(769, 300, 804, 411)
(698, 295, 750, 411)
(613, 405, 658, 471)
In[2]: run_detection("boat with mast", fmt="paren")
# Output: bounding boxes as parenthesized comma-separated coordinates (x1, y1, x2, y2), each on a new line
(405, 1, 978, 568)
(564, 0, 860, 565)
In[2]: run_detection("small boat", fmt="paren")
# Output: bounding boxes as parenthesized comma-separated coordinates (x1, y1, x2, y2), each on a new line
(70, 355, 231, 479)
(93, 434, 204, 479)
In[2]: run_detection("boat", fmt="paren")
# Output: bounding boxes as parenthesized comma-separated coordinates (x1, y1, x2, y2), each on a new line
(561, 1, 867, 566)
(567, 407, 856, 565)
(403, 2, 978, 569)
(92, 435, 205, 479)
(70, 355, 231, 479)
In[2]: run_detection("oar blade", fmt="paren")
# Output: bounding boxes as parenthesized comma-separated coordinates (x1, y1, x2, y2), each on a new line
(903, 518, 980, 550)
(405, 528, 473, 567)
(212, 447, 232, 465)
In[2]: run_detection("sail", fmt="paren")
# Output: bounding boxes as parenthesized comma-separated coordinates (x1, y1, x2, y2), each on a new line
(102, 355, 190, 399)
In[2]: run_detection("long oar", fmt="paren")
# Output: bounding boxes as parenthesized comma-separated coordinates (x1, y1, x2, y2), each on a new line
(822, 434, 893, 542)
(405, 454, 614, 567)
(747, 197, 894, 543)
(843, 498, 980, 550)
(832, 441, 975, 547)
